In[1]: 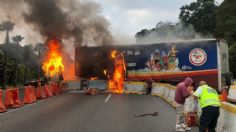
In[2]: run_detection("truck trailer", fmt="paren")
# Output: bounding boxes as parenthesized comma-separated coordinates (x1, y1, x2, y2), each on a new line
(75, 39, 231, 90)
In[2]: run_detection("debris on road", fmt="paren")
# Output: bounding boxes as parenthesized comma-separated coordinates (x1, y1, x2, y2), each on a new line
(134, 112, 159, 117)
(86, 88, 98, 95)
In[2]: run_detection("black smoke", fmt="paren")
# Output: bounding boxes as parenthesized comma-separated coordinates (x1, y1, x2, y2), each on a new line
(23, 0, 114, 46)
(23, 0, 68, 39)
(0, 0, 114, 46)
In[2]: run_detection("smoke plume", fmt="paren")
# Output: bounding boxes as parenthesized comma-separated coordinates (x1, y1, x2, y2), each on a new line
(0, 0, 114, 46)
(23, 0, 68, 39)
(24, 0, 114, 46)
(135, 22, 212, 44)
(0, 0, 115, 80)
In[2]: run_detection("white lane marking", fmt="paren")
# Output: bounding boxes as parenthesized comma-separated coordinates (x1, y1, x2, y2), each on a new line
(104, 94, 112, 103)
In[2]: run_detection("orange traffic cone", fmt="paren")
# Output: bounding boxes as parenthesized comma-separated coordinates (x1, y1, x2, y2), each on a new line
(221, 88, 228, 102)
(43, 85, 53, 97)
(23, 86, 30, 104)
(24, 86, 36, 104)
(36, 86, 46, 99)
(55, 84, 59, 94)
(30, 86, 36, 102)
(12, 88, 23, 108)
(5, 88, 14, 108)
(51, 83, 59, 95)
(0, 89, 7, 113)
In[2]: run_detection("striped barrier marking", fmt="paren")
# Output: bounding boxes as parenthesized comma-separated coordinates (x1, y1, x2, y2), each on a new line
(220, 102, 236, 115)
(126, 81, 146, 85)
(151, 93, 162, 96)
(125, 81, 146, 94)
(124, 91, 144, 95)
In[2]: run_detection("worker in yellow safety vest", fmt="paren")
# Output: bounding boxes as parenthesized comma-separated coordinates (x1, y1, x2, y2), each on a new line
(190, 81, 220, 132)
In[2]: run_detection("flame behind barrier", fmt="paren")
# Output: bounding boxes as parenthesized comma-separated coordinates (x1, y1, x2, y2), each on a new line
(42, 39, 64, 77)
(108, 50, 126, 93)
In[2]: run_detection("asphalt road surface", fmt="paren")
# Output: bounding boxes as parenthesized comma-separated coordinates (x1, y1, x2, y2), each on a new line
(0, 92, 198, 132)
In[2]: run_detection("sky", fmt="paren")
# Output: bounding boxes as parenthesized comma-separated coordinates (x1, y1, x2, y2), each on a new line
(0, 0, 224, 45)
(93, 0, 223, 44)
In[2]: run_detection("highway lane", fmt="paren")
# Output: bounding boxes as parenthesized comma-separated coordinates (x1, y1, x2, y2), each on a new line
(0, 92, 198, 132)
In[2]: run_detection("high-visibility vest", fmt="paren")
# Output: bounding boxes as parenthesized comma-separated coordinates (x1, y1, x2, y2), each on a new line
(199, 85, 220, 108)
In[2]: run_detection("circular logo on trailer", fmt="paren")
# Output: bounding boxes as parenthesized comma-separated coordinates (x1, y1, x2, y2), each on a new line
(189, 48, 207, 66)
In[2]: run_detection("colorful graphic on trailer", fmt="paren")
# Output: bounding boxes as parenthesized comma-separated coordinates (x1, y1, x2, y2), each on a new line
(75, 40, 219, 88)
(145, 45, 180, 71)
(118, 40, 217, 73)
(189, 48, 207, 66)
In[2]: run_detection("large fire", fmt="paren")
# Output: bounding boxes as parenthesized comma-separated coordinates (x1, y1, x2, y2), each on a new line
(107, 50, 126, 93)
(63, 63, 75, 80)
(42, 39, 64, 77)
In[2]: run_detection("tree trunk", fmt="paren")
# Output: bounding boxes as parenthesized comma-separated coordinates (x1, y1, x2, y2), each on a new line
(37, 51, 43, 78)
(13, 60, 18, 86)
(5, 31, 9, 44)
(24, 66, 27, 83)
(2, 55, 7, 89)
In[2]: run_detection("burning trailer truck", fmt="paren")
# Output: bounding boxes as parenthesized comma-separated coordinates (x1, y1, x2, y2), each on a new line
(76, 47, 126, 93)
(75, 39, 231, 93)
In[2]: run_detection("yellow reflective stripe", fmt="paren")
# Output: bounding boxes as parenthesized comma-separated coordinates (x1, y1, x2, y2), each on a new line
(204, 99, 220, 105)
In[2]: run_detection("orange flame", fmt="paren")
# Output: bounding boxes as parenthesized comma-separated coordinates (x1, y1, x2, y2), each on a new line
(111, 50, 117, 59)
(42, 39, 64, 77)
(63, 62, 75, 80)
(103, 69, 107, 75)
(107, 50, 126, 93)
(90, 77, 98, 80)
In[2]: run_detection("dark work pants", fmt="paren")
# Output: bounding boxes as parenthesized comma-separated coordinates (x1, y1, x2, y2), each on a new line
(199, 106, 220, 132)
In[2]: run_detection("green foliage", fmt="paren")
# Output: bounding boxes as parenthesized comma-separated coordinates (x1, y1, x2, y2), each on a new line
(0, 21, 14, 31)
(0, 20, 46, 88)
(179, 0, 217, 35)
(17, 64, 25, 83)
(33, 42, 47, 58)
(0, 42, 41, 88)
(0, 21, 15, 44)
(215, 0, 236, 45)
(24, 45, 38, 66)
(12, 35, 24, 46)
(229, 45, 236, 77)
(214, 0, 236, 77)
(4, 58, 14, 85)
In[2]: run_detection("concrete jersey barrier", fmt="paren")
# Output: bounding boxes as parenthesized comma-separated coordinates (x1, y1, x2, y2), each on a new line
(151, 83, 176, 105)
(67, 80, 81, 91)
(67, 80, 107, 91)
(151, 83, 166, 97)
(88, 80, 107, 90)
(152, 83, 236, 132)
(124, 81, 147, 94)
(228, 85, 236, 103)
(217, 102, 236, 132)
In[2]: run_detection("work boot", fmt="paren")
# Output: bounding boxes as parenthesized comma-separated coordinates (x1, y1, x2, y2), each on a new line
(180, 124, 191, 131)
(176, 125, 186, 132)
